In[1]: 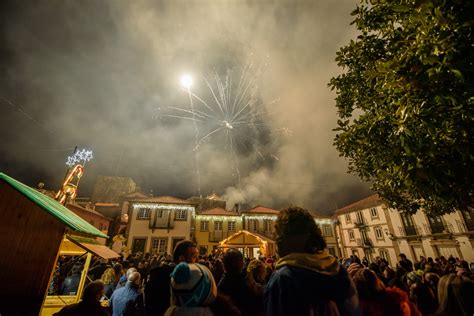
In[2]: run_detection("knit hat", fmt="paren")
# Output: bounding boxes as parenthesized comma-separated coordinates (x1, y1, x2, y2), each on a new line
(170, 263, 217, 307)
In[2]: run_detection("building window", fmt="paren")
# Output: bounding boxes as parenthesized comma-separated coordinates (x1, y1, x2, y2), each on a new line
(249, 220, 258, 232)
(156, 209, 164, 218)
(151, 238, 167, 254)
(322, 224, 333, 237)
(379, 249, 391, 265)
(375, 226, 384, 240)
(228, 221, 236, 231)
(175, 209, 188, 220)
(348, 230, 355, 241)
(137, 208, 151, 219)
(215, 221, 223, 231)
(345, 214, 351, 223)
(264, 220, 273, 232)
(328, 247, 336, 256)
(200, 220, 209, 232)
(356, 211, 364, 224)
(370, 207, 378, 218)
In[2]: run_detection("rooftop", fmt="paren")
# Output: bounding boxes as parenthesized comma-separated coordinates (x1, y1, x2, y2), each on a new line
(334, 194, 384, 215)
(130, 195, 197, 205)
(243, 205, 280, 214)
(198, 207, 239, 216)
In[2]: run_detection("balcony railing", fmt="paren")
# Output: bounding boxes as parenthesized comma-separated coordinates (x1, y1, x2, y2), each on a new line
(209, 231, 230, 242)
(356, 238, 373, 248)
(404, 225, 418, 236)
(354, 219, 367, 228)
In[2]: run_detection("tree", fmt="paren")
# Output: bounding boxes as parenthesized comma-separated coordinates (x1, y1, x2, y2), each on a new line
(329, 0, 473, 216)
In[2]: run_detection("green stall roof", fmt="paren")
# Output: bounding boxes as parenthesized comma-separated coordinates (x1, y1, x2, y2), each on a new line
(0, 172, 108, 238)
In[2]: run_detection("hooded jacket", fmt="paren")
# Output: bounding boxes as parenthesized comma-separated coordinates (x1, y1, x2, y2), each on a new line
(264, 251, 359, 316)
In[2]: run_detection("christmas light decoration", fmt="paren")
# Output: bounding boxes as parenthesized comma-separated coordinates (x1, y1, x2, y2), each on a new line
(66, 149, 93, 167)
(132, 203, 195, 212)
(243, 215, 278, 221)
(55, 164, 84, 205)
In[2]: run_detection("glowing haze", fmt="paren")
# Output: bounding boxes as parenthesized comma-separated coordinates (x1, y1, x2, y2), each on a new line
(0, 1, 371, 213)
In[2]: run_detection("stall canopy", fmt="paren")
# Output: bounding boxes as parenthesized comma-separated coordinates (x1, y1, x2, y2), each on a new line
(0, 172, 107, 238)
(63, 235, 120, 259)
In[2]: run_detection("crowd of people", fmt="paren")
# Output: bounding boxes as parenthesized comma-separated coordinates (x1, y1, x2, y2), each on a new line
(54, 207, 474, 316)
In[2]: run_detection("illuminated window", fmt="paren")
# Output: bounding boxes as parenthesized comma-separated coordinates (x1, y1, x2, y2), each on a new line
(215, 221, 223, 231)
(200, 221, 209, 231)
(151, 238, 167, 254)
(156, 209, 164, 218)
(175, 210, 187, 220)
(137, 208, 150, 219)
(228, 221, 236, 231)
(345, 214, 351, 223)
(322, 224, 333, 237)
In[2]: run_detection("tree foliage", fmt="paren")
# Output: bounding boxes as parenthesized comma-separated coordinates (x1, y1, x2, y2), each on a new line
(329, 0, 474, 216)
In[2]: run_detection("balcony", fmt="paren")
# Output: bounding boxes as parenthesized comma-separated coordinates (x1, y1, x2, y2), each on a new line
(354, 219, 367, 228)
(403, 225, 418, 236)
(209, 231, 230, 242)
(356, 238, 373, 248)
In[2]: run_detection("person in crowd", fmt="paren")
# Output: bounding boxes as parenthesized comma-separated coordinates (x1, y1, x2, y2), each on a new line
(144, 240, 199, 316)
(145, 260, 175, 316)
(218, 249, 263, 316)
(173, 240, 199, 264)
(264, 207, 359, 316)
(90, 258, 110, 281)
(211, 258, 224, 284)
(434, 274, 474, 316)
(165, 262, 240, 316)
(55, 281, 109, 316)
(116, 267, 137, 290)
(351, 267, 421, 316)
(247, 259, 267, 286)
(101, 267, 117, 298)
(398, 253, 414, 273)
(110, 271, 145, 316)
(60, 263, 83, 295)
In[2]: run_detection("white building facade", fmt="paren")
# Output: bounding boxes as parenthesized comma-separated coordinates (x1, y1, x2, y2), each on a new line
(335, 195, 474, 266)
(125, 196, 196, 255)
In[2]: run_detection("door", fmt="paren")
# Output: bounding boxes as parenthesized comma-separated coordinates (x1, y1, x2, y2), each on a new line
(132, 238, 146, 254)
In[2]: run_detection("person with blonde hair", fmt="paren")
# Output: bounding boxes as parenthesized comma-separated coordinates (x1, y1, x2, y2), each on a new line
(434, 274, 474, 316)
(101, 268, 116, 298)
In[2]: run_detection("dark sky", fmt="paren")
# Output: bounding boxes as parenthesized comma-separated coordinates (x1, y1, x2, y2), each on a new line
(0, 0, 372, 214)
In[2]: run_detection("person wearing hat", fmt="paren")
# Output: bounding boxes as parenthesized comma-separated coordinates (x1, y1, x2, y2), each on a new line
(165, 262, 239, 316)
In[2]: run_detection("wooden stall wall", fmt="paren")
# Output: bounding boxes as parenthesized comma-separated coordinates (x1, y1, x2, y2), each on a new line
(0, 181, 65, 316)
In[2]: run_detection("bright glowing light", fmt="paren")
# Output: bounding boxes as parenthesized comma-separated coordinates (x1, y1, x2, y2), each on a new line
(180, 74, 193, 89)
(66, 149, 94, 167)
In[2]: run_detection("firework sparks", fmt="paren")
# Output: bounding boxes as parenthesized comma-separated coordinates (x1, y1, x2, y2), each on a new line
(163, 61, 288, 189)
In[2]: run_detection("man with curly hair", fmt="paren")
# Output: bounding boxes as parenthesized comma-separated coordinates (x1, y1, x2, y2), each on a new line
(264, 207, 359, 316)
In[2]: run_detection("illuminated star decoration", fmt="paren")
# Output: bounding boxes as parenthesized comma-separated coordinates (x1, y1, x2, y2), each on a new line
(66, 149, 94, 167)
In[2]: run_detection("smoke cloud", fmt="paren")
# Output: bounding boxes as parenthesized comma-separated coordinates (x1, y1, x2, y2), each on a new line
(0, 0, 371, 214)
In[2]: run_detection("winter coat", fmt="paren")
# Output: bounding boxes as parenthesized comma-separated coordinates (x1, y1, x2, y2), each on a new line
(218, 271, 262, 316)
(264, 251, 359, 316)
(110, 282, 145, 316)
(164, 306, 214, 316)
(359, 287, 421, 316)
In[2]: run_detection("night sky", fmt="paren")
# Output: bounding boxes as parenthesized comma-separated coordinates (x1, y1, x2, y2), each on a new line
(0, 0, 372, 213)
